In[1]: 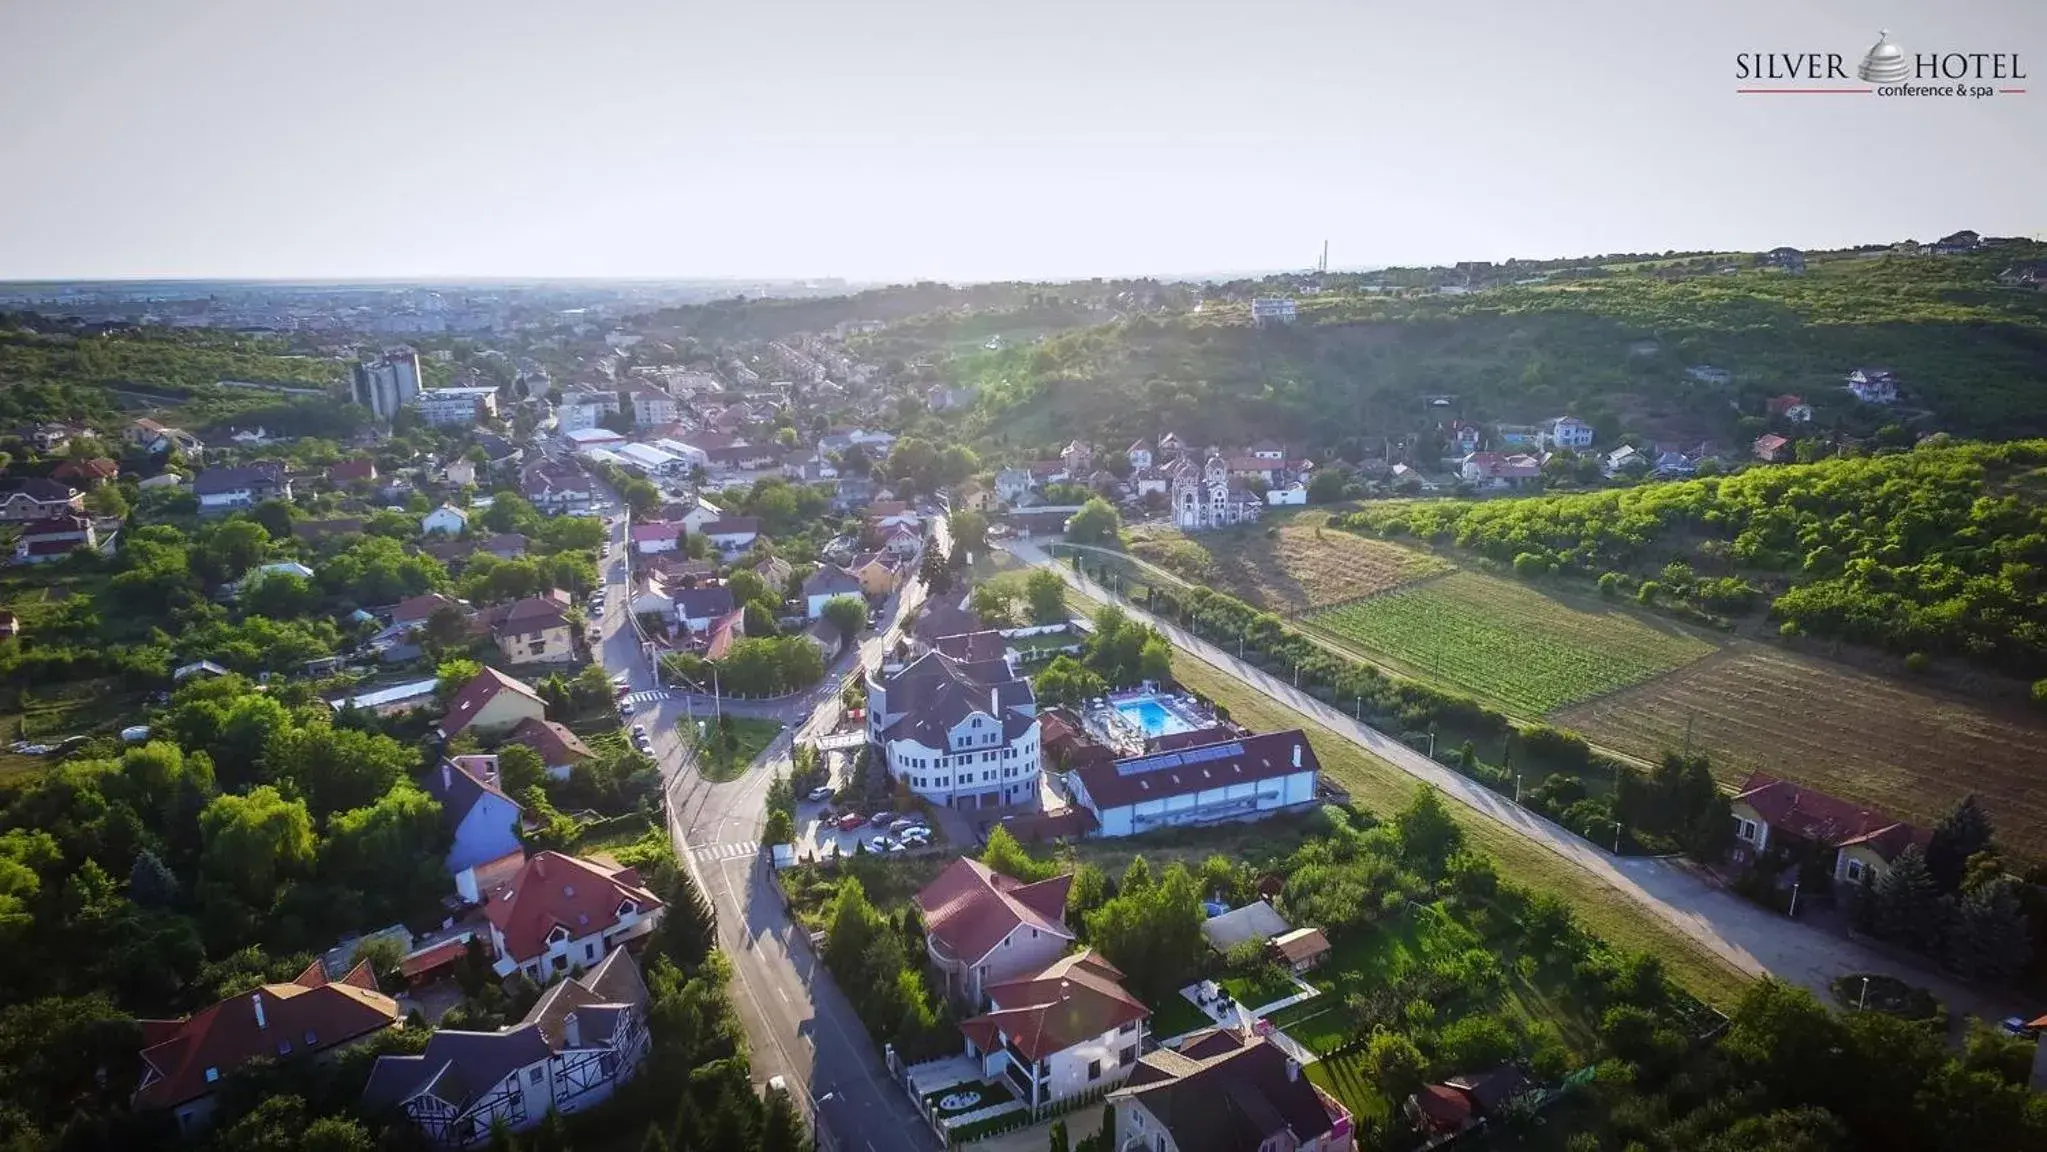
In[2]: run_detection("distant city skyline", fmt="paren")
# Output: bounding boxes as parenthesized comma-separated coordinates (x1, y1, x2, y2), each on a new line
(1, 0, 2040, 282)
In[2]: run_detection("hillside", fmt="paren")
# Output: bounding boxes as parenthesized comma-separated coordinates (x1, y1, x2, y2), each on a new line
(949, 245, 2047, 454)
(1338, 439, 2047, 681)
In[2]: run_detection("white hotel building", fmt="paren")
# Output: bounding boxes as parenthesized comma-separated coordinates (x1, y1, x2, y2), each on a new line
(866, 648, 1042, 810)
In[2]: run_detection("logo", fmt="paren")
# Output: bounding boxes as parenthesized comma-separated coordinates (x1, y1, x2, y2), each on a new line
(1857, 30, 1910, 83)
(1735, 28, 2027, 98)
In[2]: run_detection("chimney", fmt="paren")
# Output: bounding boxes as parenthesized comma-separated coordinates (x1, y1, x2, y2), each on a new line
(1286, 1057, 1300, 1083)
(1292, 742, 1302, 770)
(252, 992, 266, 1030)
(563, 1012, 580, 1048)
(441, 761, 452, 791)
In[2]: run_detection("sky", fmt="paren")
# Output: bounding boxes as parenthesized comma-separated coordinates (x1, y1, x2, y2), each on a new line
(1, 0, 2042, 282)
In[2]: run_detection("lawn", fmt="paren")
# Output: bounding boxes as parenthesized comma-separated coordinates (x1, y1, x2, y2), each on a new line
(1555, 641, 2047, 860)
(1124, 515, 1448, 615)
(1221, 966, 1305, 1013)
(924, 1078, 1016, 1118)
(687, 715, 783, 783)
(1304, 571, 1717, 716)
(1151, 992, 1213, 1040)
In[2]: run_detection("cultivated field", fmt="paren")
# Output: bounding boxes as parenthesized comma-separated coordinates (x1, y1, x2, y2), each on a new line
(1304, 572, 1719, 715)
(1124, 517, 1446, 614)
(1555, 643, 2047, 860)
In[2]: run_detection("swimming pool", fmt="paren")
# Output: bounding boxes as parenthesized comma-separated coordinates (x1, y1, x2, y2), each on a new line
(1115, 696, 1198, 737)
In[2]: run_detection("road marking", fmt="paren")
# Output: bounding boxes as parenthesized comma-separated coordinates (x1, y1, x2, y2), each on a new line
(692, 840, 760, 862)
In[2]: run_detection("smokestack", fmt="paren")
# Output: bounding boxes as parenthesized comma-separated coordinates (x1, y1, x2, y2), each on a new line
(441, 761, 452, 791)
(252, 992, 266, 1030)
(1292, 743, 1302, 770)
(1286, 1057, 1300, 1083)
(563, 1012, 580, 1048)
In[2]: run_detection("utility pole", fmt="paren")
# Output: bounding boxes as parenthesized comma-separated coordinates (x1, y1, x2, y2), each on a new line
(1682, 710, 1695, 758)
(1788, 881, 1800, 918)
(1613, 821, 1623, 854)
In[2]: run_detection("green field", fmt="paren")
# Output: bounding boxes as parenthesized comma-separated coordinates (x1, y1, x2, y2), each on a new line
(1304, 572, 1717, 715)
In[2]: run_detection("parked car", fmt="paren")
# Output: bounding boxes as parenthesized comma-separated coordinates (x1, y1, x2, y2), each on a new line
(899, 830, 931, 849)
(868, 810, 896, 827)
(619, 699, 635, 717)
(887, 817, 923, 833)
(2001, 1016, 2042, 1040)
(836, 812, 865, 831)
(867, 835, 897, 853)
(806, 786, 833, 802)
(630, 724, 647, 740)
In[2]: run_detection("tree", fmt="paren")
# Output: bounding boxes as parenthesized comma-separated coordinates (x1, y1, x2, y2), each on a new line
(1395, 787, 1462, 876)
(1307, 470, 1348, 503)
(1438, 1013, 1517, 1069)
(1138, 636, 1173, 684)
(436, 658, 483, 703)
(763, 807, 795, 846)
(919, 548, 954, 596)
(198, 786, 316, 909)
(1085, 861, 1203, 1001)
(980, 825, 1055, 883)
(1362, 1030, 1426, 1100)
(1033, 655, 1106, 709)
(761, 1085, 806, 1152)
(1047, 1120, 1070, 1152)
(266, 723, 416, 818)
(1948, 877, 2033, 979)
(1870, 845, 1947, 951)
(1064, 497, 1121, 546)
(128, 848, 180, 908)
(950, 510, 988, 556)
(969, 580, 1018, 626)
(822, 595, 868, 644)
(1025, 568, 1067, 624)
(1925, 795, 1995, 894)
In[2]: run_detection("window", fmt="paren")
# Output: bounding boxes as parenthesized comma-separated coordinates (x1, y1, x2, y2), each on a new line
(1087, 1059, 1101, 1081)
(204, 1067, 220, 1083)
(1845, 858, 1866, 883)
(585, 942, 598, 961)
(1119, 1021, 1137, 1034)
(1120, 1046, 1137, 1066)
(276, 1040, 292, 1056)
(304, 1030, 319, 1046)
(1738, 819, 1758, 843)
(529, 1067, 545, 1085)
(618, 898, 638, 917)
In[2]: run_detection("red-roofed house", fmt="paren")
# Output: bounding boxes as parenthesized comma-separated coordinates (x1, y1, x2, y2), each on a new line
(1729, 772, 1928, 889)
(914, 858, 1075, 1007)
(508, 717, 594, 779)
(438, 668, 547, 740)
(629, 520, 687, 555)
(1765, 394, 1814, 423)
(958, 950, 1150, 1109)
(329, 457, 379, 485)
(51, 456, 119, 488)
(135, 959, 400, 1132)
(482, 851, 665, 981)
(1753, 433, 1793, 462)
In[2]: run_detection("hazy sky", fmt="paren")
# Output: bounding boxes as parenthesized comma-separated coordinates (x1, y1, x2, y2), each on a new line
(1, 0, 2040, 281)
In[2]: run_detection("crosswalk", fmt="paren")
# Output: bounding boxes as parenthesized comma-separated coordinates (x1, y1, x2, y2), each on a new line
(623, 690, 672, 706)
(691, 840, 759, 862)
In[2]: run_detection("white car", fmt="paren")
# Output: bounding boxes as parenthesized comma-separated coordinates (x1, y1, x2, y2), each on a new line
(619, 699, 635, 717)
(630, 724, 647, 739)
(806, 786, 832, 802)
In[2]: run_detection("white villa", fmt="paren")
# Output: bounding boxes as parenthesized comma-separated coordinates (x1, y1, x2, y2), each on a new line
(866, 649, 1042, 811)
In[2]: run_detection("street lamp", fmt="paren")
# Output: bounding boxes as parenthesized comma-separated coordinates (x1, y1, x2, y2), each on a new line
(1612, 821, 1623, 854)
(1858, 976, 1871, 1011)
(1789, 881, 1801, 918)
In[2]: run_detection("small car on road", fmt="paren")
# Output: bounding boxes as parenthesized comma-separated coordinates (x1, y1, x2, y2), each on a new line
(619, 699, 635, 717)
(806, 785, 832, 802)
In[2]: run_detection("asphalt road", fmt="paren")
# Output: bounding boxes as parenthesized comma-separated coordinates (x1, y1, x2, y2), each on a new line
(588, 494, 942, 1152)
(1011, 538, 2019, 1029)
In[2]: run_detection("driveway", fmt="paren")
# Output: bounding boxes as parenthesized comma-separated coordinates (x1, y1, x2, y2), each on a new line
(1011, 540, 2020, 1031)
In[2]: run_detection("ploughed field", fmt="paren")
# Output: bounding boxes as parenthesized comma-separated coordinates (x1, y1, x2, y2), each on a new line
(1303, 571, 1718, 715)
(1553, 643, 2047, 860)
(1124, 516, 1446, 614)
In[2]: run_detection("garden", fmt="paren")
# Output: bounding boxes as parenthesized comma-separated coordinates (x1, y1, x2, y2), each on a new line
(680, 713, 783, 782)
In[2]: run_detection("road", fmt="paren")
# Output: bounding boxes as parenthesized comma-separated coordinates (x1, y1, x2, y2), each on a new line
(588, 494, 943, 1152)
(1010, 539, 2018, 1029)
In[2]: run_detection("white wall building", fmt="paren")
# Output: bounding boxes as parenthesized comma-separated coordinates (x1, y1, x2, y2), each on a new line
(352, 347, 422, 420)
(867, 650, 1042, 810)
(415, 387, 501, 427)
(555, 388, 620, 432)
(1068, 730, 1321, 838)
(959, 950, 1150, 1110)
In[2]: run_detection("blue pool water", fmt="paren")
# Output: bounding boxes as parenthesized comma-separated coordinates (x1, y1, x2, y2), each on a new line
(1116, 697, 1197, 737)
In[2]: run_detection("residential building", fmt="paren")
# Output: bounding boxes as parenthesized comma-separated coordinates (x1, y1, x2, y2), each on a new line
(629, 521, 687, 555)
(960, 950, 1150, 1109)
(425, 756, 527, 874)
(1266, 481, 1308, 506)
(126, 418, 205, 460)
(393, 592, 468, 630)
(867, 648, 1043, 810)
(1067, 730, 1321, 838)
(1404, 1066, 1531, 1141)
(1542, 415, 1596, 450)
(1109, 1028, 1354, 1152)
(803, 567, 864, 618)
(880, 522, 922, 558)
(1250, 297, 1298, 326)
(443, 458, 479, 487)
(362, 950, 652, 1146)
(479, 851, 664, 980)
(1846, 367, 1899, 405)
(1753, 433, 1793, 462)
(1763, 246, 1807, 273)
(416, 387, 501, 427)
(520, 460, 595, 514)
(553, 388, 620, 433)
(753, 554, 793, 594)
(353, 347, 424, 420)
(0, 477, 85, 522)
(674, 585, 736, 633)
(676, 497, 725, 534)
(1446, 421, 1484, 454)
(1060, 440, 1095, 476)
(1458, 452, 1542, 490)
(438, 668, 547, 740)
(1729, 773, 1927, 889)
(13, 514, 97, 565)
(1170, 455, 1263, 532)
(329, 457, 378, 485)
(1126, 440, 1154, 469)
(1269, 928, 1331, 973)
(1197, 900, 1293, 959)
(507, 718, 594, 780)
(194, 463, 290, 515)
(486, 595, 576, 666)
(994, 467, 1035, 505)
(422, 504, 470, 537)
(624, 381, 679, 427)
(913, 857, 1074, 1006)
(51, 457, 118, 488)
(136, 959, 401, 1133)
(1932, 229, 1982, 254)
(1765, 394, 1814, 422)
(698, 517, 759, 553)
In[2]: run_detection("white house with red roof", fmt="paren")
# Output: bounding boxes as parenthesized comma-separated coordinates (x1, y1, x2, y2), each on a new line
(1069, 730, 1321, 839)
(438, 668, 547, 740)
(959, 949, 1151, 1109)
(136, 958, 400, 1133)
(481, 851, 665, 981)
(1728, 773, 1928, 889)
(913, 858, 1074, 1007)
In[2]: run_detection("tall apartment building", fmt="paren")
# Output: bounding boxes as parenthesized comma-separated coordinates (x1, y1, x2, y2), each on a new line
(351, 346, 423, 420)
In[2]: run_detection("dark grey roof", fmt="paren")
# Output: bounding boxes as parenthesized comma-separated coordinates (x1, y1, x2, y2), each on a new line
(361, 1024, 554, 1114)
(424, 758, 519, 830)
(804, 568, 862, 597)
(3, 477, 79, 502)
(878, 651, 1035, 747)
(521, 950, 649, 1049)
(1119, 1033, 1334, 1152)
(674, 585, 735, 619)
(193, 462, 286, 495)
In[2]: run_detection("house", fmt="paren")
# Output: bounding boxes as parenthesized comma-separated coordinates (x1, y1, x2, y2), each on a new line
(960, 950, 1150, 1110)
(438, 668, 547, 740)
(325, 457, 378, 486)
(880, 522, 922, 558)
(425, 756, 527, 874)
(629, 520, 686, 555)
(1846, 368, 1899, 405)
(363, 949, 652, 1146)
(994, 468, 1036, 505)
(126, 418, 204, 460)
(1446, 421, 1483, 455)
(1729, 773, 1927, 889)
(0, 477, 85, 522)
(13, 514, 98, 565)
(393, 592, 468, 630)
(698, 517, 759, 554)
(479, 851, 664, 980)
(1766, 394, 1814, 422)
(136, 959, 400, 1134)
(422, 504, 470, 537)
(1269, 928, 1331, 973)
(1249, 297, 1298, 326)
(138, 472, 183, 492)
(194, 463, 290, 515)
(700, 607, 745, 660)
(1126, 440, 1154, 469)
(1763, 246, 1807, 273)
(1542, 415, 1596, 450)
(673, 497, 724, 534)
(1405, 1066, 1532, 1140)
(673, 585, 737, 633)
(1997, 261, 2047, 289)
(507, 718, 594, 780)
(1068, 730, 1321, 839)
(913, 857, 1074, 1006)
(442, 458, 479, 487)
(1265, 481, 1308, 506)
(1197, 900, 1293, 958)
(1155, 432, 1187, 459)
(1060, 440, 1095, 476)
(1458, 452, 1541, 490)
(1171, 455, 1263, 532)
(486, 595, 575, 666)
(803, 567, 864, 618)
(1684, 364, 1733, 386)
(520, 460, 595, 514)
(1650, 448, 1697, 478)
(623, 380, 678, 427)
(752, 554, 793, 594)
(847, 551, 904, 598)
(51, 457, 118, 488)
(800, 617, 843, 658)
(1932, 229, 1981, 254)
(554, 387, 621, 433)
(1109, 1029, 1353, 1152)
(867, 649, 1043, 811)
(1753, 433, 1793, 462)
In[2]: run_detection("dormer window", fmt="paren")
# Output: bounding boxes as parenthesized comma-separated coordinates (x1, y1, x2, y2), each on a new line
(617, 898, 638, 917)
(547, 925, 571, 945)
(204, 1067, 219, 1083)
(304, 1030, 318, 1046)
